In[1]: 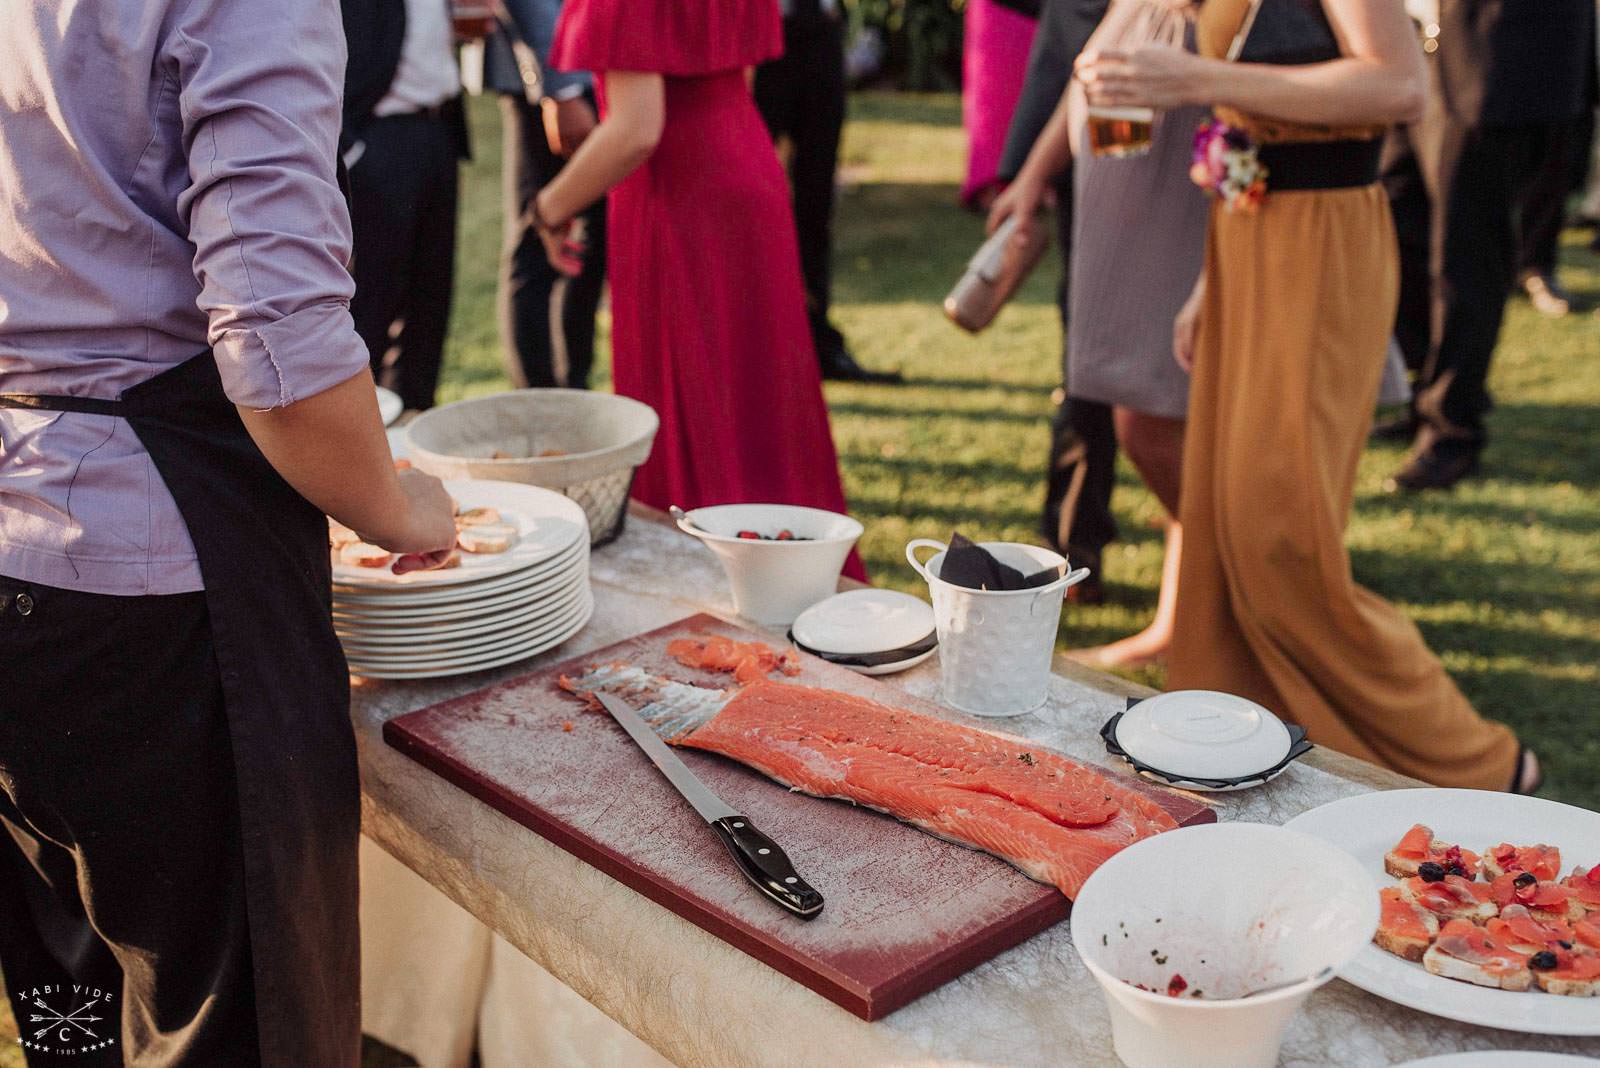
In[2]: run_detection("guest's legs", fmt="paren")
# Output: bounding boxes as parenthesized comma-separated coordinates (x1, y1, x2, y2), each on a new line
(1068, 408, 1184, 669)
(1408, 120, 1546, 462)
(1381, 123, 1432, 375)
(788, 15, 846, 352)
(498, 94, 606, 389)
(389, 116, 458, 411)
(1041, 396, 1118, 590)
(348, 117, 420, 389)
(1040, 177, 1117, 596)
(1116, 409, 1183, 517)
(1514, 110, 1592, 287)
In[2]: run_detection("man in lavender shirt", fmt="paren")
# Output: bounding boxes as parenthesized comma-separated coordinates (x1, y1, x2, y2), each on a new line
(0, 1, 456, 1063)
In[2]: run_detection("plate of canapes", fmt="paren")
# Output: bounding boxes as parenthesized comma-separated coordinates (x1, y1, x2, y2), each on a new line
(1286, 788, 1600, 1035)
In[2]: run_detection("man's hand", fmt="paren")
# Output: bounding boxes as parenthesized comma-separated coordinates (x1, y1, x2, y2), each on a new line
(542, 96, 597, 157)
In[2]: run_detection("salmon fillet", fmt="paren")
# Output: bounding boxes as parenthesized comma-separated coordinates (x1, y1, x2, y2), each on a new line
(672, 678, 1179, 898)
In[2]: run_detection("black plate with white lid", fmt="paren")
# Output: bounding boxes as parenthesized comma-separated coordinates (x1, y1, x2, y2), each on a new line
(788, 589, 937, 676)
(1101, 690, 1313, 791)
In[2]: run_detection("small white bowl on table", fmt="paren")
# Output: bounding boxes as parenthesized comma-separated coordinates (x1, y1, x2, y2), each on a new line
(675, 504, 862, 626)
(1070, 822, 1378, 1068)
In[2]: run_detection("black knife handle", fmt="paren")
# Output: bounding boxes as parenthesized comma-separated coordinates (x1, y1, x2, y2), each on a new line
(710, 815, 824, 920)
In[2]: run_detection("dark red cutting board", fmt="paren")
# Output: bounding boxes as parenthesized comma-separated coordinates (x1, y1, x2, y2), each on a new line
(384, 614, 1214, 1020)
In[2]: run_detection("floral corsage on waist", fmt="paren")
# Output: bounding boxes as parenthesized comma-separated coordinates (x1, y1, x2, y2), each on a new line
(1191, 120, 1268, 212)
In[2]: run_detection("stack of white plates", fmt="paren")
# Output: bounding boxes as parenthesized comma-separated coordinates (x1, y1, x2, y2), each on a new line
(333, 479, 592, 679)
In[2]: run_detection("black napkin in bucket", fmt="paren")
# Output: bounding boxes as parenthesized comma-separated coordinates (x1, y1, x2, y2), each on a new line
(939, 532, 1064, 591)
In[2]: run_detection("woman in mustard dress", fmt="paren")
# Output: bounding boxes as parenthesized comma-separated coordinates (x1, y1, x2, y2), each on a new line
(1077, 0, 1531, 791)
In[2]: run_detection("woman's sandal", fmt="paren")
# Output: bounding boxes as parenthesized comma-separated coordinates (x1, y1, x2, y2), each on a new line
(1509, 745, 1544, 795)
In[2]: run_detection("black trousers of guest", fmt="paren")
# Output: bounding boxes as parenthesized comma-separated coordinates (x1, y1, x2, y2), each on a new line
(1039, 175, 1118, 565)
(754, 10, 848, 360)
(1381, 124, 1433, 373)
(1515, 110, 1595, 279)
(1415, 118, 1574, 444)
(349, 110, 460, 411)
(498, 93, 608, 389)
(0, 579, 257, 1067)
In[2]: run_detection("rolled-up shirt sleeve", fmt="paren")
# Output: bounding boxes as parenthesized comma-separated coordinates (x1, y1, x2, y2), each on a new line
(170, 0, 371, 410)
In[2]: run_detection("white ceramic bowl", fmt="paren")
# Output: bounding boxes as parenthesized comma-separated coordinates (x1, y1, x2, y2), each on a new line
(405, 389, 659, 544)
(1070, 823, 1378, 1068)
(677, 504, 862, 625)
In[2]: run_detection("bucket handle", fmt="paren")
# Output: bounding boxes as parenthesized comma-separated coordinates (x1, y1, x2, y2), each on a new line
(1030, 566, 1093, 616)
(905, 539, 947, 584)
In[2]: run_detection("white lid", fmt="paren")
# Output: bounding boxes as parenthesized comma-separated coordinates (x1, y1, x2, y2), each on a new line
(1114, 690, 1293, 782)
(791, 589, 935, 657)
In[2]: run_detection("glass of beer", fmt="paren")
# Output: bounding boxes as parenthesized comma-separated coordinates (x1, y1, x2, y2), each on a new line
(1086, 106, 1155, 158)
(1080, 0, 1190, 158)
(450, 1, 495, 40)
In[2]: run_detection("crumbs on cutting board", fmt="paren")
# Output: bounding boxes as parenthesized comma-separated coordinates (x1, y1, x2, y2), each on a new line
(561, 720, 575, 732)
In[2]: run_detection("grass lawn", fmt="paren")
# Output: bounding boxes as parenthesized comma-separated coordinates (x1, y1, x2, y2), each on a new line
(3, 90, 1596, 1066)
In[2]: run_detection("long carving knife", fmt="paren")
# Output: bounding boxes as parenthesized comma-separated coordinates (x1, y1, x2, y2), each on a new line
(595, 691, 824, 919)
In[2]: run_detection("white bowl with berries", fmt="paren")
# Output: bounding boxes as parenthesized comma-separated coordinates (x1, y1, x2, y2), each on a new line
(675, 503, 863, 625)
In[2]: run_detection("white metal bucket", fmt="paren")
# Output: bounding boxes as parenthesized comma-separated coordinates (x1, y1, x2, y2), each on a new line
(905, 539, 1090, 717)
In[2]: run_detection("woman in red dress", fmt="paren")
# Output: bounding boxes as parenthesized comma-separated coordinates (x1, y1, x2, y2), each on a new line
(537, 0, 864, 579)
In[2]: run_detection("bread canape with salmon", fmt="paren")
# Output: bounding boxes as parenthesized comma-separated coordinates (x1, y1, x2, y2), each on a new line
(1385, 824, 1480, 879)
(1561, 865, 1600, 917)
(1481, 842, 1562, 882)
(1400, 872, 1497, 922)
(1422, 919, 1533, 991)
(1488, 871, 1581, 924)
(1574, 915, 1600, 951)
(1485, 904, 1572, 955)
(1530, 945, 1600, 997)
(1376, 886, 1439, 962)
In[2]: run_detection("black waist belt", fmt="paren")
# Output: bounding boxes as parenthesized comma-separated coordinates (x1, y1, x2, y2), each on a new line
(1259, 138, 1383, 192)
(0, 393, 127, 417)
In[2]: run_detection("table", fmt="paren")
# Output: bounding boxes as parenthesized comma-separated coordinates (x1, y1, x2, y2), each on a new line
(354, 508, 1599, 1067)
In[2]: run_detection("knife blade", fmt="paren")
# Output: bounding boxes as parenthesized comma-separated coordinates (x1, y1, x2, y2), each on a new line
(595, 691, 824, 919)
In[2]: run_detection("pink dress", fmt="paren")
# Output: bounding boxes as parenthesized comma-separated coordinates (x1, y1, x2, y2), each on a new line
(961, 0, 1038, 207)
(553, 0, 864, 580)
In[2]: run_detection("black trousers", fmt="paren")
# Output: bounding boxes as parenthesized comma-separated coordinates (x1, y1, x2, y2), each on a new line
(0, 578, 257, 1066)
(1514, 109, 1595, 279)
(498, 93, 608, 389)
(1381, 123, 1434, 373)
(349, 110, 460, 411)
(1039, 174, 1118, 564)
(754, 10, 848, 358)
(1413, 116, 1575, 444)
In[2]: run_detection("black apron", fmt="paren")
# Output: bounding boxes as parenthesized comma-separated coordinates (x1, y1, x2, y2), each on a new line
(0, 353, 360, 1066)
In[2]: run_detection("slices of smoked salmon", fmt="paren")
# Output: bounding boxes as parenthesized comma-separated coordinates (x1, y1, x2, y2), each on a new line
(667, 636, 801, 685)
(1562, 865, 1600, 912)
(1482, 841, 1562, 882)
(1386, 824, 1479, 877)
(1487, 904, 1572, 953)
(675, 677, 1180, 898)
(1489, 873, 1577, 920)
(1375, 886, 1439, 961)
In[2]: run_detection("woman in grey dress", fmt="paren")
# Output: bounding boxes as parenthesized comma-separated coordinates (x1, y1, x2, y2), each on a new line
(989, 14, 1209, 668)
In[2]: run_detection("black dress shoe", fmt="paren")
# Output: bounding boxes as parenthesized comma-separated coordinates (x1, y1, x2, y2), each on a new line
(1385, 440, 1481, 493)
(819, 349, 904, 383)
(1370, 410, 1419, 443)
